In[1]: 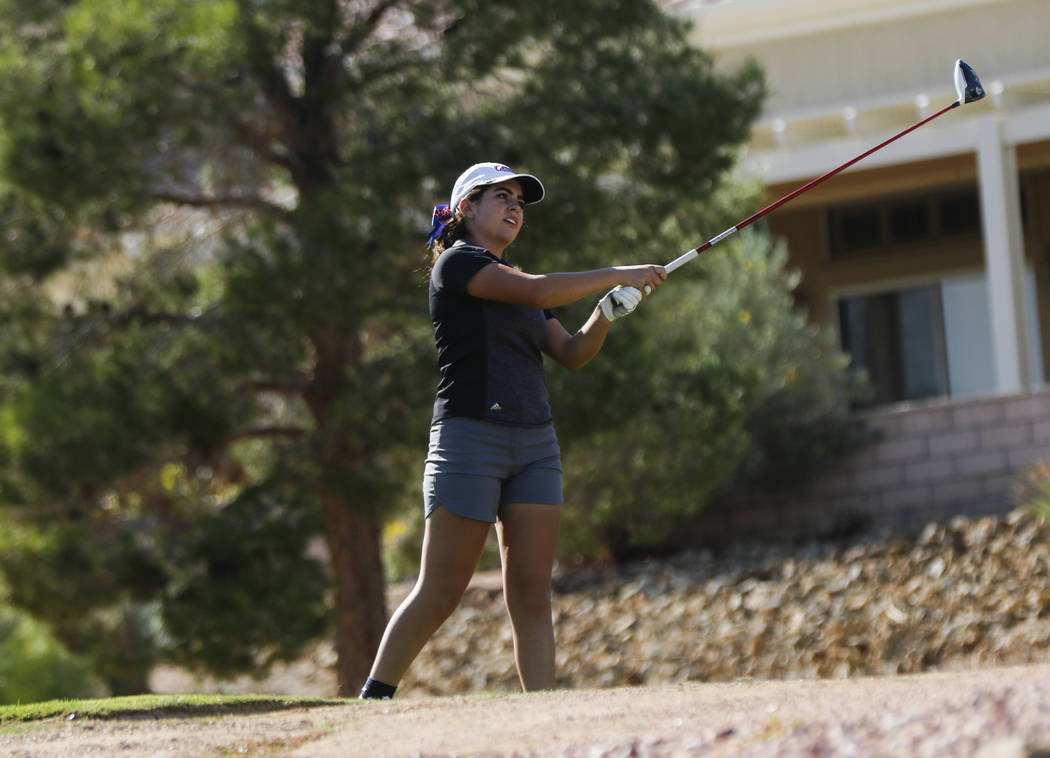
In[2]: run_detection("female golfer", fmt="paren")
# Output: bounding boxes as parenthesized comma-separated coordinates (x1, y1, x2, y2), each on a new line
(359, 162, 666, 700)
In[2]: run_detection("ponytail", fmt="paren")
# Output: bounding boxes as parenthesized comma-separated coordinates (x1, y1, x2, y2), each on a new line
(423, 186, 486, 272)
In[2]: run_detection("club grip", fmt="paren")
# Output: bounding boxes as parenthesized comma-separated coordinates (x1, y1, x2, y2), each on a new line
(665, 250, 697, 273)
(665, 226, 738, 274)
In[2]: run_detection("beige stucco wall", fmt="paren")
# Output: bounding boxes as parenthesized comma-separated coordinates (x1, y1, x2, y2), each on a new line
(701, 0, 1050, 117)
(692, 387, 1050, 543)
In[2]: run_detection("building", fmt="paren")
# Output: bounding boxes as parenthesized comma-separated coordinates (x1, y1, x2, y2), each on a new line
(664, 0, 1050, 536)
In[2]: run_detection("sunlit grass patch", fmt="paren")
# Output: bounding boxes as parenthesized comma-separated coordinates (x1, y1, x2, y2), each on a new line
(0, 693, 352, 726)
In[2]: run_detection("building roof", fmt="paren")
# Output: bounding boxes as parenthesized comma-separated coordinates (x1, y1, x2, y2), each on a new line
(663, 0, 1050, 183)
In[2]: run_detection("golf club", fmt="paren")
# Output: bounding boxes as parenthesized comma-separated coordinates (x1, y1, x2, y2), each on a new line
(663, 59, 986, 274)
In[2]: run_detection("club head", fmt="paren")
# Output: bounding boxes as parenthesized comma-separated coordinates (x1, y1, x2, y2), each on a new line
(954, 59, 985, 104)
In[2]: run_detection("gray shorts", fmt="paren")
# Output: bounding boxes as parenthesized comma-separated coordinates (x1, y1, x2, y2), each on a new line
(423, 417, 563, 523)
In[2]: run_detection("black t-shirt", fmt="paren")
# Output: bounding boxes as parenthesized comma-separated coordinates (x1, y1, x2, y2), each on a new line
(429, 241, 555, 426)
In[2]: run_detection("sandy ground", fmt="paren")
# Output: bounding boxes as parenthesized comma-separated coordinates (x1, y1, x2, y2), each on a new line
(4, 663, 1050, 757)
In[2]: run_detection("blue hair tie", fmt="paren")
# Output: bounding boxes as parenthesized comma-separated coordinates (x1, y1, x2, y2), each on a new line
(426, 204, 453, 247)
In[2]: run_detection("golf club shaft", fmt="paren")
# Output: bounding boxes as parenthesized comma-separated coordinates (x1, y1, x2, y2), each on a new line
(665, 100, 960, 273)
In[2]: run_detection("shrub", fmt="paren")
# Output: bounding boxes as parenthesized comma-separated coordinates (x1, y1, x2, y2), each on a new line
(1016, 461, 1050, 520)
(0, 600, 106, 705)
(550, 230, 868, 560)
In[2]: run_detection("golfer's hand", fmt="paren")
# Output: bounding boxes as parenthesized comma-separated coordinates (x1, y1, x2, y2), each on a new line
(613, 264, 666, 296)
(599, 285, 644, 322)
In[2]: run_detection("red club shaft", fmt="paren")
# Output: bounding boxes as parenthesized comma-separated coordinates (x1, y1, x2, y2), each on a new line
(665, 100, 959, 273)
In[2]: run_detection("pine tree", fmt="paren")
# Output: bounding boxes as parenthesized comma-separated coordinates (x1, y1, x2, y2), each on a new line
(0, 0, 762, 694)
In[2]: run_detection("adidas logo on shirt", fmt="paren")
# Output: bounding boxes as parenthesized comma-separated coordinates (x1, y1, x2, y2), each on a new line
(489, 402, 502, 411)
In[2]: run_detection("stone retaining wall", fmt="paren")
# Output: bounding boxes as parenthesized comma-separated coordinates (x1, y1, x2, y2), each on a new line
(694, 387, 1050, 543)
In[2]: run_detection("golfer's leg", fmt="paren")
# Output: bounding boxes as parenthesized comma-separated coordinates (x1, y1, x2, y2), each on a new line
(368, 506, 491, 686)
(497, 502, 561, 691)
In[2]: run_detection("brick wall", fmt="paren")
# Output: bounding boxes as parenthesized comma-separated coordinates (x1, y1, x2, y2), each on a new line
(692, 388, 1050, 543)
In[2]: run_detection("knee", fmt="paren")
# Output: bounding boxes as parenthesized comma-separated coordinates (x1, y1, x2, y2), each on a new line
(411, 578, 468, 621)
(504, 568, 553, 619)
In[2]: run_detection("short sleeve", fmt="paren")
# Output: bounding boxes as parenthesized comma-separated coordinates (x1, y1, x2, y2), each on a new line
(432, 246, 497, 295)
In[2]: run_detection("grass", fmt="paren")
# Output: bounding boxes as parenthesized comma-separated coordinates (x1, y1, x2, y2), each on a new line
(0, 692, 353, 726)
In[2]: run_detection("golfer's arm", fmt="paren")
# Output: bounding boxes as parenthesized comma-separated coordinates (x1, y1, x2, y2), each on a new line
(544, 309, 611, 371)
(468, 264, 621, 310)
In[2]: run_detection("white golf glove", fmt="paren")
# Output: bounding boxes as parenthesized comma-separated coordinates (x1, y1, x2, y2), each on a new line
(598, 285, 644, 322)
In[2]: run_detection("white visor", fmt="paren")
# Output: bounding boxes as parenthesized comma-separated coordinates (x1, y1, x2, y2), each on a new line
(450, 162, 545, 212)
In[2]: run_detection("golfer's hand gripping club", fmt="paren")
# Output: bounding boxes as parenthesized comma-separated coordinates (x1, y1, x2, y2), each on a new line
(599, 285, 644, 321)
(662, 59, 985, 276)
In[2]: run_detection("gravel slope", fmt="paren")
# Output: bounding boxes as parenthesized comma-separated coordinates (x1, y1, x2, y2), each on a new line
(152, 507, 1050, 699)
(400, 508, 1050, 697)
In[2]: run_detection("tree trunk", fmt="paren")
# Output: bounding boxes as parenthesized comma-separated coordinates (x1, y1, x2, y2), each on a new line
(305, 329, 389, 697)
(321, 489, 388, 697)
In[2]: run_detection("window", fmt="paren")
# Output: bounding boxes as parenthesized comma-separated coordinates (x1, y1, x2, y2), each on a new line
(838, 285, 949, 406)
(837, 209, 882, 250)
(889, 201, 930, 242)
(828, 186, 982, 257)
(936, 191, 980, 236)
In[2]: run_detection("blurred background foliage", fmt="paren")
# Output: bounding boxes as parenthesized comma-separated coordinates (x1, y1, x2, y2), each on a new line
(555, 230, 870, 561)
(1016, 462, 1050, 522)
(0, 0, 870, 702)
(0, 594, 108, 704)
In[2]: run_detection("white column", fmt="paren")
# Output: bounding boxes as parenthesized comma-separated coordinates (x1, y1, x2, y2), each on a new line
(977, 114, 1029, 392)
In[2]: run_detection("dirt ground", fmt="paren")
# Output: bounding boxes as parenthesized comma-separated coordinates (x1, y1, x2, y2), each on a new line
(4, 663, 1050, 757)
